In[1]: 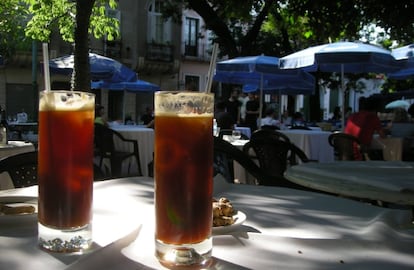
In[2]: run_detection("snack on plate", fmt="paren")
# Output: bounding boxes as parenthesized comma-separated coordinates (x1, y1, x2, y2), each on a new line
(213, 197, 237, 227)
(0, 203, 36, 215)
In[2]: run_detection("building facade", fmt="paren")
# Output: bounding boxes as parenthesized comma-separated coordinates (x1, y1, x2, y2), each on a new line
(0, 0, 213, 123)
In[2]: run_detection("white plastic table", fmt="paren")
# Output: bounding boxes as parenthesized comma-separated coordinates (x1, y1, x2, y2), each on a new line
(285, 161, 414, 206)
(1, 176, 414, 269)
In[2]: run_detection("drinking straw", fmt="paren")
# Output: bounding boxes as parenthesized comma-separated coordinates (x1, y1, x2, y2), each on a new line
(205, 43, 219, 93)
(42, 43, 51, 92)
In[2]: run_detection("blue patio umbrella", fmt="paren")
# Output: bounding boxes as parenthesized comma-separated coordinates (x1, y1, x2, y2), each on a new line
(49, 53, 137, 83)
(279, 41, 401, 129)
(91, 79, 160, 121)
(91, 79, 160, 92)
(214, 55, 315, 120)
(387, 44, 414, 80)
(242, 81, 314, 95)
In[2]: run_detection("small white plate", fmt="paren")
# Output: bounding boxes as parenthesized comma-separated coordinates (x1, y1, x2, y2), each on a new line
(212, 211, 246, 234)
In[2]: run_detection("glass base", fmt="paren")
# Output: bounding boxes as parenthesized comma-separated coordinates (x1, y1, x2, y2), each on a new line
(155, 237, 212, 267)
(38, 222, 92, 253)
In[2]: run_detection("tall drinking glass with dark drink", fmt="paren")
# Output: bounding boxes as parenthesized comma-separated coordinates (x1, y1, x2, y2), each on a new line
(154, 91, 214, 267)
(37, 90, 95, 253)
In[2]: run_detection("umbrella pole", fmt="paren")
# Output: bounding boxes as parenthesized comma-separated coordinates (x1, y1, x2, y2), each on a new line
(341, 64, 346, 131)
(279, 89, 282, 123)
(259, 73, 263, 125)
(122, 90, 126, 123)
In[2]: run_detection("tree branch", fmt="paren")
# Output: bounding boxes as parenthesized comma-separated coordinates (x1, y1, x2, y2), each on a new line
(240, 0, 276, 55)
(186, 0, 239, 57)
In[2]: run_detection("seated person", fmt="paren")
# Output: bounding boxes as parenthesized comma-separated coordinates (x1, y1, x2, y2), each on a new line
(146, 119, 155, 129)
(17, 110, 28, 123)
(281, 110, 292, 126)
(140, 107, 154, 125)
(391, 122, 414, 138)
(94, 105, 109, 127)
(330, 106, 342, 122)
(291, 111, 306, 127)
(345, 101, 385, 159)
(124, 115, 135, 125)
(388, 108, 414, 137)
(215, 100, 236, 130)
(260, 108, 280, 128)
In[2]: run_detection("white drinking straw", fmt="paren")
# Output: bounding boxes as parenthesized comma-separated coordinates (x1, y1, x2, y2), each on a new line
(205, 43, 219, 93)
(42, 43, 51, 92)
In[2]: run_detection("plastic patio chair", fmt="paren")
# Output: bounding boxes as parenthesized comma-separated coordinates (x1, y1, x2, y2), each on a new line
(0, 151, 38, 188)
(213, 136, 278, 184)
(328, 132, 364, 161)
(243, 129, 311, 188)
(94, 124, 142, 177)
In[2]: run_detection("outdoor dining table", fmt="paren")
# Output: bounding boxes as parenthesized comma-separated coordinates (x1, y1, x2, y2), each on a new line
(234, 126, 251, 138)
(284, 161, 414, 206)
(0, 141, 35, 160)
(110, 125, 154, 176)
(1, 176, 414, 269)
(279, 129, 334, 163)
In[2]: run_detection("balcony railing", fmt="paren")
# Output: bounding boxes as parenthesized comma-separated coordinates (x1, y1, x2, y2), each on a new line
(146, 43, 174, 62)
(181, 41, 214, 62)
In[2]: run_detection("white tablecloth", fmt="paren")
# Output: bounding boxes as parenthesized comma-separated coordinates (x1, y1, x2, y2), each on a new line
(280, 129, 334, 163)
(1, 176, 414, 269)
(0, 141, 36, 190)
(229, 139, 256, 184)
(111, 125, 154, 176)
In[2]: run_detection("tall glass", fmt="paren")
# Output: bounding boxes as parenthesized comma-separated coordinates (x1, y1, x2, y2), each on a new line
(154, 91, 214, 267)
(37, 90, 95, 253)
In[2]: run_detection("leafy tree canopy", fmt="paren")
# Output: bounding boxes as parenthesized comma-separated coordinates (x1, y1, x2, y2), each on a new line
(23, 0, 120, 42)
(24, 0, 120, 91)
(0, 0, 31, 58)
(163, 0, 414, 58)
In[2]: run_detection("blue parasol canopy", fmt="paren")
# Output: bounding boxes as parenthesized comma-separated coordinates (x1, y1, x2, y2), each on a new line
(387, 44, 414, 80)
(91, 79, 159, 122)
(280, 41, 401, 129)
(49, 53, 137, 83)
(214, 55, 315, 120)
(214, 55, 314, 86)
(280, 41, 400, 73)
(91, 79, 160, 92)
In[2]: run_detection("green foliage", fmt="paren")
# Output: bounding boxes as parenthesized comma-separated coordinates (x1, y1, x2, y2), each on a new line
(0, 0, 32, 57)
(23, 0, 119, 42)
(24, 0, 75, 42)
(90, 3, 120, 41)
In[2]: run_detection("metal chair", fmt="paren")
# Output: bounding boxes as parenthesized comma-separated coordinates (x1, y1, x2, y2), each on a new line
(94, 124, 142, 177)
(253, 128, 291, 143)
(328, 132, 364, 160)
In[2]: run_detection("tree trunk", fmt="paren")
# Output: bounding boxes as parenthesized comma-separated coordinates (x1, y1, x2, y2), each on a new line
(73, 0, 95, 92)
(187, 0, 274, 57)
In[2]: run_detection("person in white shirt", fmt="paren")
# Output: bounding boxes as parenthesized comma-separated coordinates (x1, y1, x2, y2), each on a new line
(238, 92, 249, 124)
(260, 108, 280, 128)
